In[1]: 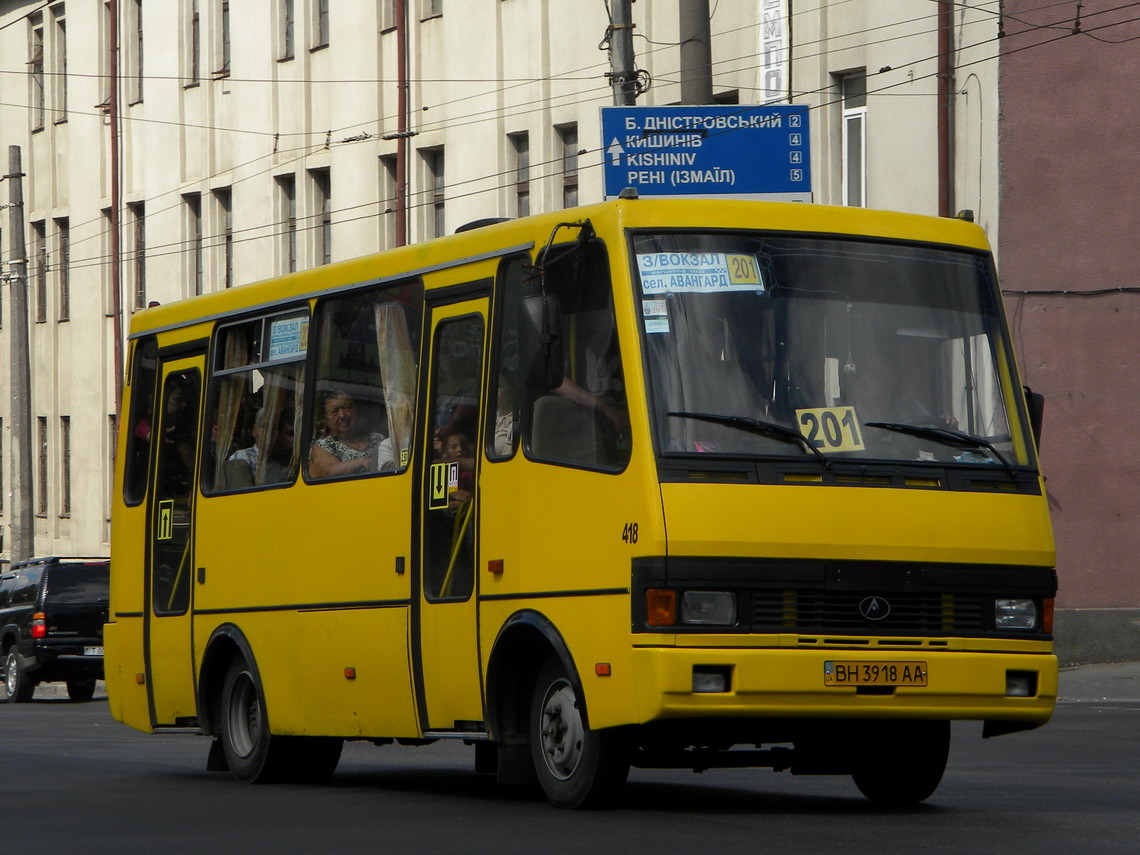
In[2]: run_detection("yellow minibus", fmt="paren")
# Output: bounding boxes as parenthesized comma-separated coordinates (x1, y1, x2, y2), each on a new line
(106, 197, 1056, 808)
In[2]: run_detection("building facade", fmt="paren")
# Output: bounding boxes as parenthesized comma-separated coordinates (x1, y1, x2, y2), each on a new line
(18, 2, 1130, 658)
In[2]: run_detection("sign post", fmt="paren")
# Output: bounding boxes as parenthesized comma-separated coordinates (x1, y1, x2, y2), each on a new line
(601, 104, 811, 202)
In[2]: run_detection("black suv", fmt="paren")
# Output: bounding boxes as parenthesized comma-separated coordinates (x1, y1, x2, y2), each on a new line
(1, 557, 110, 702)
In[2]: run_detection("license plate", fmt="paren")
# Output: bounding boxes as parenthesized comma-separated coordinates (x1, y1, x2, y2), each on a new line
(83, 646, 104, 657)
(824, 660, 927, 687)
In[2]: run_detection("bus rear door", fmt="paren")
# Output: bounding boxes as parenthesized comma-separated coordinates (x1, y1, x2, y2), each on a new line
(146, 355, 204, 726)
(415, 295, 488, 732)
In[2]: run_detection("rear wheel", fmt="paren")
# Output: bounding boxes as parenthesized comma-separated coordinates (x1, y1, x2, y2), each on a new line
(851, 720, 951, 806)
(66, 677, 97, 702)
(4, 650, 35, 703)
(218, 657, 342, 783)
(529, 657, 629, 809)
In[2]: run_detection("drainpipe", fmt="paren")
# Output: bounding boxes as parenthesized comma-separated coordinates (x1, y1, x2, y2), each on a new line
(395, 0, 409, 246)
(937, 0, 955, 217)
(110, 0, 124, 407)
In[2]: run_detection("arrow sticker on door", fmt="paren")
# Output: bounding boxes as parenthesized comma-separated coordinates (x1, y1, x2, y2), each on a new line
(429, 461, 459, 510)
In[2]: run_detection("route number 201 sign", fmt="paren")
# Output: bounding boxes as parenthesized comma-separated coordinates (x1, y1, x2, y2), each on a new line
(795, 406, 865, 453)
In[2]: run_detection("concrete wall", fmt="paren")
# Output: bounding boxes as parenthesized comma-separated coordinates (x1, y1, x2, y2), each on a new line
(999, 3, 1140, 630)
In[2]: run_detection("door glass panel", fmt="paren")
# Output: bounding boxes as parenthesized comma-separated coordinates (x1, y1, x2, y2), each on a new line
(424, 315, 483, 602)
(152, 369, 200, 616)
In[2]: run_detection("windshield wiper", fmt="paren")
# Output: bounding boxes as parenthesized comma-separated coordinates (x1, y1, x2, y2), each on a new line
(668, 411, 830, 469)
(864, 422, 1017, 477)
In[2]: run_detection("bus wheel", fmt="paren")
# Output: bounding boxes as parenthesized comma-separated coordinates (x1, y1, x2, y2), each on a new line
(218, 657, 342, 784)
(4, 649, 35, 703)
(851, 720, 950, 806)
(529, 657, 629, 809)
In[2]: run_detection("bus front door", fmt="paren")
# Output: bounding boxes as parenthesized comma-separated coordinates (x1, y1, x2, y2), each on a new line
(416, 299, 488, 732)
(145, 357, 204, 727)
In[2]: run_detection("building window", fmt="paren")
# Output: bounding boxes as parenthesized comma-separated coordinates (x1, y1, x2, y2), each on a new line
(128, 201, 147, 309)
(216, 0, 231, 77)
(101, 207, 115, 316)
(423, 148, 445, 239)
(379, 154, 398, 249)
(60, 416, 71, 518)
(0, 418, 4, 514)
(37, 417, 48, 517)
(379, 0, 397, 32)
(213, 187, 233, 288)
(310, 168, 332, 265)
(56, 217, 70, 320)
(277, 174, 297, 272)
(30, 14, 45, 130)
(557, 124, 579, 209)
(52, 7, 67, 122)
(510, 132, 530, 218)
(187, 0, 201, 84)
(421, 0, 442, 20)
(185, 194, 203, 295)
(128, 0, 143, 103)
(32, 221, 47, 323)
(840, 71, 867, 208)
(280, 0, 295, 59)
(312, 0, 329, 49)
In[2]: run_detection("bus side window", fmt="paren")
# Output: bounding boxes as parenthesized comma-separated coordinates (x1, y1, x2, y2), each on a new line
(204, 310, 308, 494)
(486, 255, 526, 461)
(123, 337, 159, 506)
(306, 282, 423, 481)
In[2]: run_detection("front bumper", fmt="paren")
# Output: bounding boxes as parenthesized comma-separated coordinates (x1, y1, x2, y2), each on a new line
(629, 645, 1057, 725)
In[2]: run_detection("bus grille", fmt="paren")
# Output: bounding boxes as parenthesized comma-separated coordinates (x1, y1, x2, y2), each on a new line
(751, 590, 989, 635)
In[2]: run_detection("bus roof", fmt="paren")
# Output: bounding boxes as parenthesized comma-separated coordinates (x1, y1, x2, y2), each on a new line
(127, 198, 991, 340)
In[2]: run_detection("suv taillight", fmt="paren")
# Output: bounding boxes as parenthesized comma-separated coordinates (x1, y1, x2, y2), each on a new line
(31, 612, 47, 639)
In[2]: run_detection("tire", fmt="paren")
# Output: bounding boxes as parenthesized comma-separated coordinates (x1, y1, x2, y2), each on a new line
(66, 677, 98, 702)
(529, 657, 629, 809)
(851, 720, 951, 806)
(218, 657, 342, 784)
(4, 649, 35, 703)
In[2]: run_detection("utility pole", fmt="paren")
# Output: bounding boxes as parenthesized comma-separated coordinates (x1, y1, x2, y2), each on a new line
(609, 0, 638, 105)
(679, 0, 714, 105)
(5, 146, 35, 562)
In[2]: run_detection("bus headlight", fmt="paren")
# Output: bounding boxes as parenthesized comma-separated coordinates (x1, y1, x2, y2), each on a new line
(995, 598, 1038, 631)
(681, 591, 737, 626)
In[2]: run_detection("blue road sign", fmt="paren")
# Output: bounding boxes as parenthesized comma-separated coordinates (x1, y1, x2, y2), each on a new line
(601, 105, 812, 201)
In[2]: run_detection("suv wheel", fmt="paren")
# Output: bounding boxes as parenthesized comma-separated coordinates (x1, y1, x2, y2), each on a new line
(4, 649, 35, 703)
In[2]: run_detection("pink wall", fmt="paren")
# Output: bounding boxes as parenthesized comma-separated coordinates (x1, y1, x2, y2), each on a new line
(999, 3, 1140, 607)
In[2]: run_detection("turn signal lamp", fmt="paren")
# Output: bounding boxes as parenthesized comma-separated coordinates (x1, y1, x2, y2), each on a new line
(646, 589, 677, 627)
(31, 612, 47, 639)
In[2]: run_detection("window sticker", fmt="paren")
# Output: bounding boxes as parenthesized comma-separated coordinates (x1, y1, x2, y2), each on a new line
(642, 298, 670, 334)
(795, 406, 865, 452)
(637, 252, 764, 294)
(268, 316, 309, 361)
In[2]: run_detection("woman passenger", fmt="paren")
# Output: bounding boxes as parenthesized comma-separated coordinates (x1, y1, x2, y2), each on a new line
(308, 390, 395, 478)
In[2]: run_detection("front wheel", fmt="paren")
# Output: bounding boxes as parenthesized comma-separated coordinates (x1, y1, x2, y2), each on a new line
(4, 650, 35, 703)
(529, 657, 629, 809)
(851, 720, 951, 806)
(218, 657, 342, 784)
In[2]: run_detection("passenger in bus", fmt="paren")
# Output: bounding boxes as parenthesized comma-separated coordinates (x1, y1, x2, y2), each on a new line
(308, 390, 395, 478)
(228, 408, 297, 485)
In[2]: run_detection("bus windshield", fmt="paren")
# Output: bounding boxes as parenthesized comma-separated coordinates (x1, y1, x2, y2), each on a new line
(632, 231, 1035, 469)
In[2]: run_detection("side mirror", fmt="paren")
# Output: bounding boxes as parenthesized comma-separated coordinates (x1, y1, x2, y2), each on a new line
(1023, 385, 1044, 450)
(518, 294, 565, 391)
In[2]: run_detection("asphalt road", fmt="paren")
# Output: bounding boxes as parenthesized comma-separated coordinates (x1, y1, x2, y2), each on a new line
(2, 663, 1137, 854)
